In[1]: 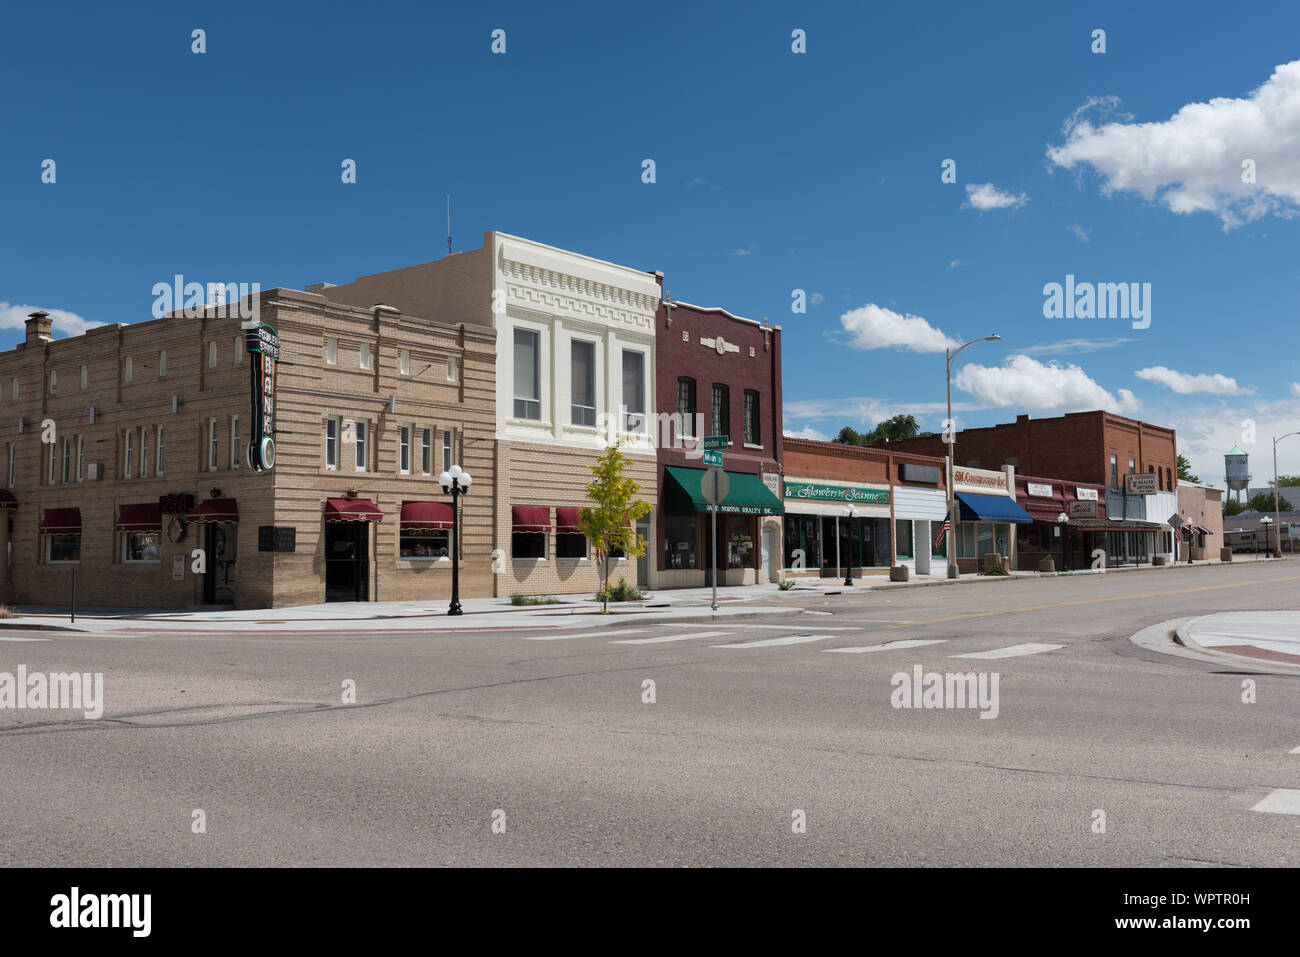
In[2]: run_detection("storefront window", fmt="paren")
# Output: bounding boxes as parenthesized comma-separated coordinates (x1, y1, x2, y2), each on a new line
(121, 531, 161, 563)
(512, 532, 546, 559)
(784, 515, 819, 570)
(46, 534, 80, 563)
(401, 528, 450, 560)
(664, 514, 698, 570)
(895, 519, 913, 559)
(728, 522, 753, 570)
(931, 522, 947, 558)
(862, 517, 891, 567)
(977, 523, 994, 558)
(556, 531, 587, 559)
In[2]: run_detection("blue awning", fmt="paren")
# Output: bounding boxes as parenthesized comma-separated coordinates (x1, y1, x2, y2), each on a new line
(956, 492, 1034, 525)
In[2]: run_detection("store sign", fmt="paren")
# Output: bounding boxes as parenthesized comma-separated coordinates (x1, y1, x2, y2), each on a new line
(1069, 500, 1098, 518)
(784, 481, 891, 504)
(953, 467, 1008, 492)
(762, 473, 781, 498)
(1075, 488, 1099, 501)
(1026, 482, 1054, 497)
(1125, 473, 1158, 495)
(899, 463, 941, 485)
(243, 322, 280, 471)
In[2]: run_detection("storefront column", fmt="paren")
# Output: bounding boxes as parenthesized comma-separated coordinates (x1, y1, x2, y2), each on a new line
(0, 512, 9, 595)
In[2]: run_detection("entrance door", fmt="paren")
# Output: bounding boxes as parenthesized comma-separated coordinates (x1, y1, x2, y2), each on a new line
(762, 529, 776, 583)
(325, 521, 369, 602)
(202, 522, 238, 605)
(635, 519, 650, 588)
(819, 517, 847, 578)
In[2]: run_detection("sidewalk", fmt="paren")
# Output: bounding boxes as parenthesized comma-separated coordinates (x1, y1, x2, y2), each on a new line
(1177, 612, 1300, 668)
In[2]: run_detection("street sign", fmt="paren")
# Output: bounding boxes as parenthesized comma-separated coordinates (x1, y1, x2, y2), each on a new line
(702, 435, 728, 451)
(702, 450, 723, 467)
(702, 467, 730, 504)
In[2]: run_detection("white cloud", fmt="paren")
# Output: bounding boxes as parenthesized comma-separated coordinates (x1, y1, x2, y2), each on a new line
(1291, 382, 1300, 397)
(809, 292, 825, 306)
(0, 302, 102, 339)
(733, 246, 754, 256)
(783, 426, 830, 442)
(1153, 396, 1300, 488)
(954, 354, 1141, 415)
(963, 182, 1029, 210)
(1066, 224, 1090, 242)
(1018, 337, 1136, 356)
(839, 303, 959, 353)
(947, 259, 965, 270)
(1135, 365, 1253, 395)
(1047, 60, 1300, 228)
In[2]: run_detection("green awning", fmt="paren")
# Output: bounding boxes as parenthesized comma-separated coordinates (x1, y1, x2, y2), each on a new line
(663, 466, 784, 515)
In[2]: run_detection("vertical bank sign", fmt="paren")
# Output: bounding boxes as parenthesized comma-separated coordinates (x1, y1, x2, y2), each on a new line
(243, 322, 280, 471)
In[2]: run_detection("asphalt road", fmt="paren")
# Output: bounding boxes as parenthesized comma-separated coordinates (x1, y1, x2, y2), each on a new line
(3, 561, 1299, 867)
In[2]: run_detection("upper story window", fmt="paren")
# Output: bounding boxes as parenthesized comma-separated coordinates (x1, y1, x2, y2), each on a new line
(48, 442, 57, 485)
(1128, 457, 1135, 475)
(75, 437, 83, 482)
(124, 357, 134, 382)
(208, 342, 218, 368)
(677, 378, 696, 437)
(61, 438, 71, 483)
(156, 428, 166, 475)
(49, 370, 57, 395)
(124, 429, 135, 479)
(744, 390, 760, 445)
(234, 336, 243, 365)
(360, 343, 372, 370)
(622, 350, 645, 433)
(1109, 454, 1118, 487)
(11, 378, 18, 400)
(442, 430, 452, 472)
(326, 338, 338, 365)
(447, 357, 458, 382)
(420, 428, 432, 474)
(6, 443, 14, 487)
(711, 384, 729, 439)
(571, 339, 596, 427)
(80, 365, 88, 389)
(513, 328, 541, 420)
(325, 418, 338, 470)
(355, 420, 368, 471)
(230, 418, 240, 470)
(208, 419, 219, 472)
(141, 428, 151, 478)
(400, 350, 410, 375)
(158, 351, 167, 377)
(399, 426, 411, 473)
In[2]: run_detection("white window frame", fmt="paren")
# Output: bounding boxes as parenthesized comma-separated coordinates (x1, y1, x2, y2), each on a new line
(400, 349, 410, 375)
(208, 419, 219, 472)
(230, 417, 240, 469)
(158, 350, 167, 377)
(45, 533, 81, 564)
(48, 442, 57, 485)
(8, 443, 15, 487)
(49, 370, 57, 394)
(513, 328, 541, 420)
(355, 420, 368, 471)
(124, 429, 135, 480)
(447, 356, 458, 382)
(11, 378, 18, 400)
(76, 436, 83, 482)
(360, 343, 372, 370)
(326, 338, 338, 364)
(156, 428, 165, 475)
(421, 428, 432, 474)
(124, 357, 133, 383)
(208, 342, 218, 369)
(234, 336, 243, 364)
(399, 426, 411, 474)
(80, 365, 88, 390)
(325, 418, 339, 470)
(141, 428, 151, 478)
(442, 430, 452, 473)
(61, 438, 70, 484)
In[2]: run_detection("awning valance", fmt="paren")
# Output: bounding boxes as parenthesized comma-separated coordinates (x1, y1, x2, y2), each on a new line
(1067, 518, 1165, 533)
(40, 507, 81, 534)
(186, 498, 239, 523)
(324, 498, 382, 522)
(955, 492, 1034, 525)
(117, 503, 162, 532)
(512, 506, 552, 532)
(400, 501, 453, 530)
(0, 489, 16, 510)
(555, 507, 583, 534)
(663, 466, 783, 516)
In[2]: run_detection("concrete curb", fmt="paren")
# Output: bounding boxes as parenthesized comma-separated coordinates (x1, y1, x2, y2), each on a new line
(1126, 617, 1297, 675)
(1174, 615, 1300, 674)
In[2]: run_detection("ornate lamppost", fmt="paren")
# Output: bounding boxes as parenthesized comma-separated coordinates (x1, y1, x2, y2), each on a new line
(438, 464, 472, 615)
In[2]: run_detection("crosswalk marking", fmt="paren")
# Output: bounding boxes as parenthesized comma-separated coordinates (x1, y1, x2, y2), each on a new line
(610, 631, 733, 645)
(0, 635, 51, 642)
(711, 634, 829, 648)
(823, 639, 948, 653)
(950, 643, 1064, 660)
(1290, 745, 1300, 754)
(1250, 789, 1300, 815)
(521, 629, 645, 641)
(678, 623, 859, 631)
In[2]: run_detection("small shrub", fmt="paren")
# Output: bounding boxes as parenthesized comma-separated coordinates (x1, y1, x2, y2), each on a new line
(509, 593, 558, 606)
(777, 579, 796, 591)
(596, 577, 645, 603)
(980, 564, 1010, 576)
(0, 605, 18, 619)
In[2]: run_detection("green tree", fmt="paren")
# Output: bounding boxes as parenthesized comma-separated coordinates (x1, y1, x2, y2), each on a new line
(577, 442, 652, 613)
(1176, 453, 1200, 484)
(832, 414, 926, 447)
(833, 426, 865, 446)
(1223, 499, 1245, 517)
(1269, 475, 1300, 487)
(1247, 491, 1293, 513)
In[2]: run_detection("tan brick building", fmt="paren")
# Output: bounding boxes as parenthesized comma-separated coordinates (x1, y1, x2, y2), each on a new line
(0, 286, 496, 609)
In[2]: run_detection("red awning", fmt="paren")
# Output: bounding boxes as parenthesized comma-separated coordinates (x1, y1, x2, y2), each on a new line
(1196, 525, 1214, 535)
(0, 489, 16, 510)
(40, 507, 81, 534)
(324, 498, 382, 522)
(186, 498, 239, 523)
(400, 501, 454, 530)
(117, 503, 162, 532)
(512, 506, 551, 532)
(555, 507, 583, 534)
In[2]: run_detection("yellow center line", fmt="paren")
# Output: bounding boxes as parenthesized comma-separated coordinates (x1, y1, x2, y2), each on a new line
(882, 574, 1300, 629)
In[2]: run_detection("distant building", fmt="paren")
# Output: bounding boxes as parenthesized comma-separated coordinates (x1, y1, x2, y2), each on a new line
(1176, 480, 1224, 560)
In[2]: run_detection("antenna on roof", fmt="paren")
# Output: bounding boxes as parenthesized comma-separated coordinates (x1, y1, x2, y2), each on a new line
(446, 194, 452, 255)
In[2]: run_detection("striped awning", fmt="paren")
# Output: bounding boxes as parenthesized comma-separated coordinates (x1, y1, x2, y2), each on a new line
(324, 498, 382, 522)
(400, 501, 453, 530)
(40, 507, 81, 534)
(512, 506, 552, 532)
(555, 507, 583, 534)
(187, 498, 239, 523)
(117, 503, 162, 532)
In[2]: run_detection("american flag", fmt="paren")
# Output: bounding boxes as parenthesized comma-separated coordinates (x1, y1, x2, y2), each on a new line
(934, 513, 951, 549)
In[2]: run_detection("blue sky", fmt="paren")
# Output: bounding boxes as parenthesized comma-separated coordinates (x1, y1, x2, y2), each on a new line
(3, 1, 1299, 486)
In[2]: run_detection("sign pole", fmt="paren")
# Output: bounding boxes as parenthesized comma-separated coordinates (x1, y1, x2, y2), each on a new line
(711, 493, 718, 612)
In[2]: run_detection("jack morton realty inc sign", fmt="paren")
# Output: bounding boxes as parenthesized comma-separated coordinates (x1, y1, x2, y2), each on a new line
(784, 482, 891, 504)
(243, 322, 280, 471)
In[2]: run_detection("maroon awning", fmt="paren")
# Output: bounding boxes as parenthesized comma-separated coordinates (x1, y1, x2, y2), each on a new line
(400, 501, 453, 530)
(187, 498, 239, 523)
(117, 503, 162, 532)
(555, 507, 583, 534)
(324, 498, 382, 522)
(1196, 525, 1214, 535)
(512, 506, 551, 532)
(0, 489, 16, 510)
(40, 507, 81, 534)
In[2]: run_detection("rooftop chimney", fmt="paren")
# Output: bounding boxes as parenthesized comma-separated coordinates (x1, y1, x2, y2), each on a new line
(25, 311, 53, 345)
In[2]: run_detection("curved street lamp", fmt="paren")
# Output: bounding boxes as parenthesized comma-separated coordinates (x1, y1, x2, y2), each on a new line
(439, 464, 472, 615)
(944, 334, 1001, 578)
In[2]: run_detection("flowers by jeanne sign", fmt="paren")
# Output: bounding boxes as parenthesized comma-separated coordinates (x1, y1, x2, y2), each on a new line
(784, 482, 891, 504)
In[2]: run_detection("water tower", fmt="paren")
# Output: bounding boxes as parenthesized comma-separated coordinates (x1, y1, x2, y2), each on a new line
(1225, 445, 1251, 504)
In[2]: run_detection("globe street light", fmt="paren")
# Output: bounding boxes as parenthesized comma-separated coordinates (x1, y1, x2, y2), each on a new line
(1260, 515, 1273, 558)
(1057, 511, 1069, 572)
(945, 334, 1001, 579)
(844, 503, 858, 586)
(439, 464, 472, 615)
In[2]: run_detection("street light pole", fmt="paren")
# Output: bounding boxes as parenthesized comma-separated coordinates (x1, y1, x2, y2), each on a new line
(439, 464, 472, 615)
(844, 503, 858, 586)
(944, 334, 1001, 579)
(1272, 432, 1299, 558)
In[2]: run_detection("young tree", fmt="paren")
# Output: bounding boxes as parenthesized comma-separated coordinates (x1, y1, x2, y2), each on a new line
(1224, 499, 1246, 517)
(577, 441, 652, 613)
(1269, 475, 1300, 487)
(1247, 491, 1293, 513)
(1176, 454, 1200, 484)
